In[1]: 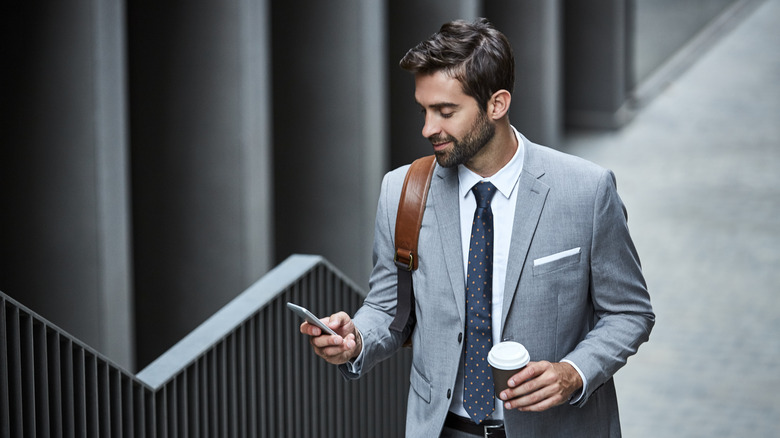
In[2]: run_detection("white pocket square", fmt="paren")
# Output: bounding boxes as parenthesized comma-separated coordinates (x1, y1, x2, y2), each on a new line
(533, 247, 581, 266)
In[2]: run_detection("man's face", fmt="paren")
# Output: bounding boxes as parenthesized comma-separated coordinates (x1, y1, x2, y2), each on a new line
(414, 71, 495, 168)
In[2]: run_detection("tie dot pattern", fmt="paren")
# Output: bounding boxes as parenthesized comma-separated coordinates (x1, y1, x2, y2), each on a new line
(463, 181, 496, 424)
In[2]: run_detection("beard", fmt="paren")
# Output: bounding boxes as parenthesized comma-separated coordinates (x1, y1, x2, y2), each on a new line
(430, 110, 496, 168)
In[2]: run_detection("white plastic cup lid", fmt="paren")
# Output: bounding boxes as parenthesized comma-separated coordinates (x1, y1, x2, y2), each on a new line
(487, 341, 530, 370)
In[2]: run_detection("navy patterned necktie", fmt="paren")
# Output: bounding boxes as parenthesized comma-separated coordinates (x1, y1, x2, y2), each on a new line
(463, 181, 497, 424)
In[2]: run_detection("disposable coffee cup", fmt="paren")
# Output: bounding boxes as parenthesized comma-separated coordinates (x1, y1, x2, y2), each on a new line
(488, 341, 530, 396)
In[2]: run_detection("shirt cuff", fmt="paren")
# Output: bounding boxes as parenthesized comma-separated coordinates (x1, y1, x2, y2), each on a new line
(344, 327, 365, 374)
(561, 359, 587, 404)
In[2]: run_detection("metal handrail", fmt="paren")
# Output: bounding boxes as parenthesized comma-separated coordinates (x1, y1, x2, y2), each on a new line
(1, 254, 411, 437)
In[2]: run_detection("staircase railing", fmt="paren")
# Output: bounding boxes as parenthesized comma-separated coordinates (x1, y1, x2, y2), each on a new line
(1, 254, 412, 437)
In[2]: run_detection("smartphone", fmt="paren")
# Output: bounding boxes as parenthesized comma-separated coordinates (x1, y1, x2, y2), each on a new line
(286, 302, 339, 336)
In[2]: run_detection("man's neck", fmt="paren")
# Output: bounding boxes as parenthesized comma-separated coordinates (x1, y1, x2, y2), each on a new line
(464, 120, 518, 178)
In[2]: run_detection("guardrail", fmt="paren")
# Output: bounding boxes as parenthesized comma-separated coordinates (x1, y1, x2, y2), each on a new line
(1, 254, 412, 437)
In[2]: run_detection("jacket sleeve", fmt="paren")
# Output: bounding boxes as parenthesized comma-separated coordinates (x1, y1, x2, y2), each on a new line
(339, 167, 414, 379)
(563, 169, 655, 406)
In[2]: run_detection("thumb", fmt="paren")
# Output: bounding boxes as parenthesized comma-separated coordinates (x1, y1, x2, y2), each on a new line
(326, 312, 353, 336)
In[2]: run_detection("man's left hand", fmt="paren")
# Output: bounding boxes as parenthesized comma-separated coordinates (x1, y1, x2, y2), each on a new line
(498, 361, 583, 412)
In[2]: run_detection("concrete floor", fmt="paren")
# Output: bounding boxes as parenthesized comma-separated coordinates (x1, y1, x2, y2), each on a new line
(563, 0, 780, 436)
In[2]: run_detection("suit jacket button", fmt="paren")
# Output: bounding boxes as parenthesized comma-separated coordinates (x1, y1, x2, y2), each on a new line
(457, 333, 463, 343)
(447, 389, 451, 399)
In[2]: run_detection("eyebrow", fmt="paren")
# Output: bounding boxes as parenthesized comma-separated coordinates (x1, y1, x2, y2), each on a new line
(418, 102, 460, 111)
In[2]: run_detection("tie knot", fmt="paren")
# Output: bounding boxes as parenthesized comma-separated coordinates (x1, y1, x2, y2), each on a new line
(472, 181, 496, 208)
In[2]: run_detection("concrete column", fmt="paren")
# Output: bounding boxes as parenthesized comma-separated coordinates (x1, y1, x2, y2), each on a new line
(128, 0, 273, 368)
(387, 0, 481, 168)
(93, 0, 135, 370)
(563, 0, 634, 129)
(0, 0, 134, 368)
(238, 0, 274, 289)
(486, 1, 563, 147)
(271, 0, 388, 288)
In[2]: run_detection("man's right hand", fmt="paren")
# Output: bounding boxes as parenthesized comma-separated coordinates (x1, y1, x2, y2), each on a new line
(300, 311, 362, 365)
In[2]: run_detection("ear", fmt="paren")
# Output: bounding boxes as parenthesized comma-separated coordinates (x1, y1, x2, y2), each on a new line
(487, 89, 511, 120)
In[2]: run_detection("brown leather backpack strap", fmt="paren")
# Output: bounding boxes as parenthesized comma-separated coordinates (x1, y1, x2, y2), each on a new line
(389, 155, 436, 333)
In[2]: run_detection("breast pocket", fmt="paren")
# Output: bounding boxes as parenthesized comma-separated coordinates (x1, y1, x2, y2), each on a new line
(532, 247, 582, 276)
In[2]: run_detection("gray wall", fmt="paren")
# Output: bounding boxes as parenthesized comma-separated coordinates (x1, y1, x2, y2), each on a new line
(564, 0, 634, 129)
(0, 0, 747, 371)
(487, 0, 562, 146)
(564, 0, 744, 129)
(127, 0, 274, 368)
(1, 0, 134, 369)
(634, 0, 739, 84)
(271, 0, 387, 297)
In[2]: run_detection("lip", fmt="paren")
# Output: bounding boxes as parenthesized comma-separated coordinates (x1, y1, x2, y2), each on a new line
(432, 141, 451, 152)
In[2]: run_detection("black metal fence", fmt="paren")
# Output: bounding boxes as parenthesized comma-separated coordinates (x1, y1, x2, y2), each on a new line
(1, 255, 412, 437)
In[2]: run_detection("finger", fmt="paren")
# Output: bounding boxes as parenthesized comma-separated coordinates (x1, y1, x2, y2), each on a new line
(300, 321, 322, 337)
(509, 391, 561, 412)
(500, 378, 538, 403)
(522, 381, 571, 412)
(312, 339, 344, 357)
(316, 342, 348, 358)
(326, 312, 352, 330)
(499, 362, 547, 400)
(341, 332, 356, 349)
(308, 333, 342, 351)
(313, 336, 357, 363)
(503, 382, 544, 410)
(502, 364, 573, 412)
(508, 361, 548, 387)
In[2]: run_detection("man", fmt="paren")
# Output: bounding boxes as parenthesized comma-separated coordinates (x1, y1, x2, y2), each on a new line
(301, 18, 654, 437)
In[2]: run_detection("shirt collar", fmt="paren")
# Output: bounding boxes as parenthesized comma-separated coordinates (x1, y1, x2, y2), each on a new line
(458, 125, 525, 201)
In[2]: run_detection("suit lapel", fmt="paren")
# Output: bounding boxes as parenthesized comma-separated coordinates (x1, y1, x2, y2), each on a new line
(501, 147, 549, 334)
(430, 166, 467, 322)
(427, 143, 551, 333)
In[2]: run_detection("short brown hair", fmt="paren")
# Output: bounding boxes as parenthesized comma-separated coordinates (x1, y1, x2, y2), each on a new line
(399, 18, 515, 110)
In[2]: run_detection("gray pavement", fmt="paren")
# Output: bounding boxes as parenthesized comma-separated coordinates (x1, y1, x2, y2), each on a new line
(563, 0, 780, 436)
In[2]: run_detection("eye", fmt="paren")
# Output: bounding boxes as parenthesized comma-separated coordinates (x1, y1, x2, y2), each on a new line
(441, 111, 454, 119)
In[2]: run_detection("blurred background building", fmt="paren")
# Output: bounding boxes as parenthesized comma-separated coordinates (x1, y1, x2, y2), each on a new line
(0, 0, 762, 374)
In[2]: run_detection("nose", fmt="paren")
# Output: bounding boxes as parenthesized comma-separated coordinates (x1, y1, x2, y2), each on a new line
(421, 113, 440, 139)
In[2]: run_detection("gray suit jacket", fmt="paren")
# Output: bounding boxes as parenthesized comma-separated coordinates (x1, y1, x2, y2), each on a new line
(341, 137, 655, 437)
